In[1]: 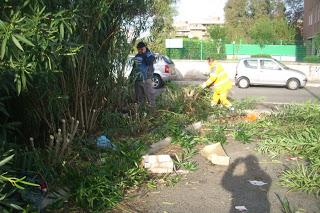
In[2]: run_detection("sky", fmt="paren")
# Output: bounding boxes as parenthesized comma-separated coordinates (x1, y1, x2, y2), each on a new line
(174, 0, 228, 22)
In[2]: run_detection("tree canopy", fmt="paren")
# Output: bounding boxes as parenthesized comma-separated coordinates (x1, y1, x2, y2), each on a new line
(224, 0, 297, 44)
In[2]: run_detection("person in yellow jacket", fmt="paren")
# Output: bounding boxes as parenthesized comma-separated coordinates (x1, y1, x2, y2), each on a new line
(201, 57, 234, 111)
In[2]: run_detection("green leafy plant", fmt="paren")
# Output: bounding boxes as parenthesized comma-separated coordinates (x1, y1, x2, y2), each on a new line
(256, 104, 320, 195)
(279, 164, 320, 196)
(275, 193, 295, 213)
(0, 152, 39, 211)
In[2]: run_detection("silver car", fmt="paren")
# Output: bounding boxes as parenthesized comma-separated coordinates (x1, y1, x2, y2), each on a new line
(125, 54, 177, 89)
(235, 58, 307, 90)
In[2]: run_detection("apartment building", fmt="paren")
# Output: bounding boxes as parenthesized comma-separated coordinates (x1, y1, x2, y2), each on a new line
(174, 16, 224, 39)
(304, 0, 320, 54)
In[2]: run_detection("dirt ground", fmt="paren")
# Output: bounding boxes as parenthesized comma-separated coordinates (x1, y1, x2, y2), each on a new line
(112, 139, 320, 213)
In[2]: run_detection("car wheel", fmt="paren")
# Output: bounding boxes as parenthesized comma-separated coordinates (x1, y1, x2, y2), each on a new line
(287, 78, 300, 90)
(152, 74, 163, 89)
(237, 77, 250, 89)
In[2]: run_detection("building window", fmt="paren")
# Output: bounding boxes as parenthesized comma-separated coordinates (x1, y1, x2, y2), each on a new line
(309, 14, 313, 25)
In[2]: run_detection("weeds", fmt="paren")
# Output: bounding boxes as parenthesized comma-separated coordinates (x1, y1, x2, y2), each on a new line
(206, 124, 227, 144)
(63, 139, 148, 212)
(275, 193, 295, 213)
(279, 164, 320, 196)
(164, 174, 182, 187)
(233, 122, 257, 144)
(255, 104, 320, 196)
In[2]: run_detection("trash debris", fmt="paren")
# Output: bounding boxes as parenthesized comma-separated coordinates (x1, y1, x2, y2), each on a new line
(162, 201, 175, 205)
(244, 112, 258, 122)
(186, 121, 203, 133)
(148, 137, 172, 154)
(200, 143, 230, 166)
(142, 155, 174, 173)
(287, 156, 303, 161)
(249, 180, 268, 186)
(96, 135, 116, 150)
(175, 169, 189, 174)
(235, 206, 248, 212)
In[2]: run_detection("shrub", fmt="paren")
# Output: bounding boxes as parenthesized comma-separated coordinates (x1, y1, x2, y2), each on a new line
(251, 54, 272, 58)
(303, 56, 320, 63)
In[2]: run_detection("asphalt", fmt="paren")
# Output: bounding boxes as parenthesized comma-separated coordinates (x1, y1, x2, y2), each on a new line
(169, 81, 320, 104)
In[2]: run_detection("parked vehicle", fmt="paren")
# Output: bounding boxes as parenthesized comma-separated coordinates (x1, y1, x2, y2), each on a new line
(235, 58, 307, 90)
(125, 54, 177, 89)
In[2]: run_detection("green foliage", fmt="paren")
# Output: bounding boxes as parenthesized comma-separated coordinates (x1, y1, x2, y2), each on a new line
(279, 164, 320, 197)
(233, 122, 255, 144)
(224, 0, 298, 44)
(255, 104, 320, 195)
(208, 25, 227, 41)
(250, 17, 274, 48)
(63, 139, 148, 212)
(313, 33, 320, 56)
(207, 25, 227, 55)
(303, 56, 320, 63)
(0, 151, 39, 211)
(206, 125, 227, 144)
(146, 0, 176, 54)
(275, 193, 295, 213)
(251, 54, 272, 58)
(166, 39, 226, 60)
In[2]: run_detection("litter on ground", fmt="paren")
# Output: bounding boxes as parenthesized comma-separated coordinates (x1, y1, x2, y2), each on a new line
(235, 206, 248, 212)
(142, 155, 174, 173)
(200, 143, 230, 166)
(248, 180, 268, 186)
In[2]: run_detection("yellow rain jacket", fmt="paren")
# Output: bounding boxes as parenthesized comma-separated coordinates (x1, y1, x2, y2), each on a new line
(204, 62, 232, 92)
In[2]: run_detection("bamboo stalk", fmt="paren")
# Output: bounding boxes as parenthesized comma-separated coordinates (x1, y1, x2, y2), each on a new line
(29, 137, 35, 151)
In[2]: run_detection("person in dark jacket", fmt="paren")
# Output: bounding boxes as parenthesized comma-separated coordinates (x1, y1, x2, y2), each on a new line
(132, 42, 155, 105)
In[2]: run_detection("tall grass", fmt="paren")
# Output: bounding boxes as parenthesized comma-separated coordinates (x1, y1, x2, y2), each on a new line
(256, 104, 320, 196)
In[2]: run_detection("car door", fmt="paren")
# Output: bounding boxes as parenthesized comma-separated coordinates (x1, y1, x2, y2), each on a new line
(241, 59, 260, 84)
(259, 59, 283, 85)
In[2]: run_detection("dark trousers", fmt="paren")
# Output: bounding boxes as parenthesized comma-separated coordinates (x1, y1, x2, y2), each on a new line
(135, 80, 147, 104)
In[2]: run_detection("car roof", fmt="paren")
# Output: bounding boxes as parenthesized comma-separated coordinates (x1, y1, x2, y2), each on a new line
(241, 57, 274, 60)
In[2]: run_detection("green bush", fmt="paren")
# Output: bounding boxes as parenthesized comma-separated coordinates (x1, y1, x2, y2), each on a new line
(303, 56, 320, 63)
(256, 104, 320, 196)
(63, 139, 147, 212)
(251, 54, 272, 58)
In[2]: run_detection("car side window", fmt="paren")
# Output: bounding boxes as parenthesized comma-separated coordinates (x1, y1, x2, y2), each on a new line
(243, 60, 258, 69)
(155, 55, 160, 63)
(260, 60, 280, 70)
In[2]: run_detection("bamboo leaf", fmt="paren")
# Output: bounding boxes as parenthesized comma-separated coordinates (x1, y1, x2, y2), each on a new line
(0, 19, 5, 30)
(21, 70, 26, 89)
(15, 76, 22, 95)
(0, 154, 14, 167)
(9, 203, 23, 210)
(15, 34, 34, 47)
(22, 0, 30, 8)
(60, 23, 64, 40)
(19, 180, 39, 187)
(1, 37, 7, 59)
(11, 35, 24, 51)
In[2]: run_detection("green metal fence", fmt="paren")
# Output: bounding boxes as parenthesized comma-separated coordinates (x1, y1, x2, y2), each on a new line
(166, 39, 225, 60)
(166, 39, 306, 61)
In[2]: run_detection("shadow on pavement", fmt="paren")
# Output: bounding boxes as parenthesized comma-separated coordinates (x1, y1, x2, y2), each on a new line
(303, 87, 320, 101)
(222, 155, 272, 213)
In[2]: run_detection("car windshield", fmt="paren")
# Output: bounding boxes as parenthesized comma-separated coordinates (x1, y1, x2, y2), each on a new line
(274, 59, 290, 70)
